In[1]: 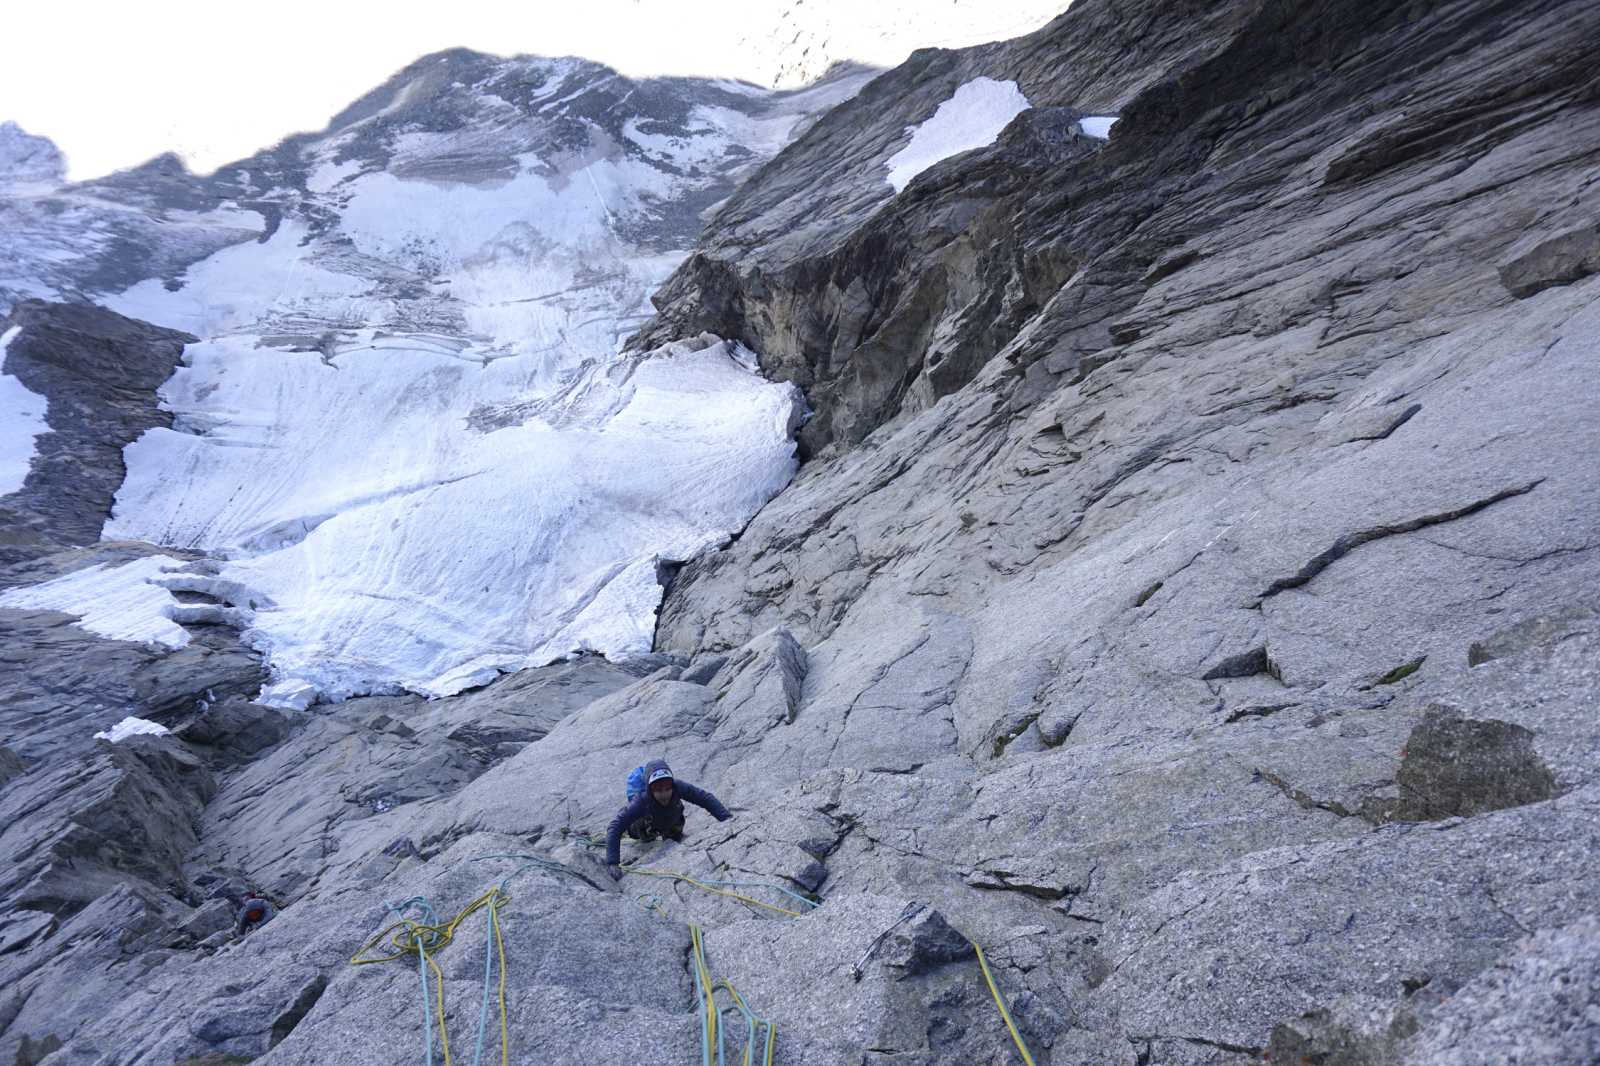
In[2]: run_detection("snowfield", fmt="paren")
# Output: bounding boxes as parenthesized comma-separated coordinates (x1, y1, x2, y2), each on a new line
(93, 716, 172, 743)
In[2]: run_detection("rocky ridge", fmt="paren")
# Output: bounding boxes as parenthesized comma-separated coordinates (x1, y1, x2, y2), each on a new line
(2, 0, 1600, 1064)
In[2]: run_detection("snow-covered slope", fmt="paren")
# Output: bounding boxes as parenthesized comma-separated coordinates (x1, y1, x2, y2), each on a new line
(2, 52, 874, 704)
(0, 325, 49, 496)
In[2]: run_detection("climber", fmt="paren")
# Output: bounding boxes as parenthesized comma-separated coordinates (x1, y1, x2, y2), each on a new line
(236, 892, 276, 936)
(605, 759, 731, 880)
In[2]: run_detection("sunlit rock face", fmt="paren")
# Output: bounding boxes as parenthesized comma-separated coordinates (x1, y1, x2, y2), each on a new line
(1, 52, 873, 703)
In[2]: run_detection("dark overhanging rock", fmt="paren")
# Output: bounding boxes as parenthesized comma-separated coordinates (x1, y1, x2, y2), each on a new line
(11, 1034, 62, 1066)
(1265, 998, 1423, 1066)
(171, 699, 295, 768)
(0, 597, 265, 763)
(879, 907, 975, 976)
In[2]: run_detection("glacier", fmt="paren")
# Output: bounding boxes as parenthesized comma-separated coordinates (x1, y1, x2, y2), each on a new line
(3, 54, 873, 705)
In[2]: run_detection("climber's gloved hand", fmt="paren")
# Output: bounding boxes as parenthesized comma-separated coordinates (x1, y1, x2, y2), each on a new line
(607, 863, 624, 883)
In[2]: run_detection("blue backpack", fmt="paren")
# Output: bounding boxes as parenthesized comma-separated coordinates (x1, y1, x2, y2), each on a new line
(626, 765, 647, 802)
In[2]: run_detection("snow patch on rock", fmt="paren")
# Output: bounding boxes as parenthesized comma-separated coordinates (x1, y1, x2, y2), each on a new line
(258, 679, 318, 712)
(0, 325, 50, 496)
(1080, 115, 1119, 139)
(885, 77, 1031, 192)
(93, 716, 171, 742)
(0, 554, 191, 648)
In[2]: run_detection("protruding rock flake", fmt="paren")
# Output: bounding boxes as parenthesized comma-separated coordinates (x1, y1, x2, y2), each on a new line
(885, 77, 1032, 192)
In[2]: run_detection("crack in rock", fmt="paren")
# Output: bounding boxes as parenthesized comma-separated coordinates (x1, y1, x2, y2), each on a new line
(1259, 480, 1544, 599)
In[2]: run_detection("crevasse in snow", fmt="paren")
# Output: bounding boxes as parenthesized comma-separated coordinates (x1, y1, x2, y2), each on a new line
(107, 333, 800, 701)
(885, 77, 1031, 192)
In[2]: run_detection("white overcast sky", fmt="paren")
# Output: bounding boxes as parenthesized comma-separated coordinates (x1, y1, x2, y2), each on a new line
(5, 0, 1068, 181)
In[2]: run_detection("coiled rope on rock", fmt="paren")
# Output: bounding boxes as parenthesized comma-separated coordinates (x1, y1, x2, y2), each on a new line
(350, 888, 509, 1066)
(619, 855, 1032, 1064)
(348, 853, 586, 1066)
(613, 863, 799, 1066)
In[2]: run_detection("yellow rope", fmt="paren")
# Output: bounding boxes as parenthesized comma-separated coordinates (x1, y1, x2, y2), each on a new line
(970, 939, 1037, 1066)
(492, 892, 509, 1066)
(691, 924, 719, 1053)
(430, 947, 452, 1066)
(717, 980, 760, 1066)
(626, 868, 809, 919)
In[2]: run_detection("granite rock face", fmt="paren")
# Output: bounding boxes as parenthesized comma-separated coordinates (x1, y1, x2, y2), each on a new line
(2, 0, 1599, 1063)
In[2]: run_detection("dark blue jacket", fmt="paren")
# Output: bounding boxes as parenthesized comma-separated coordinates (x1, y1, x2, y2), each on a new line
(605, 759, 730, 865)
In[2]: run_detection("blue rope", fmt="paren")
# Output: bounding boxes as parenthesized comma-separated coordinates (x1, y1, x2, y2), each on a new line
(692, 928, 713, 1066)
(725, 988, 751, 1066)
(470, 892, 499, 1066)
(380, 853, 800, 1066)
(718, 984, 774, 1066)
(385, 896, 440, 1066)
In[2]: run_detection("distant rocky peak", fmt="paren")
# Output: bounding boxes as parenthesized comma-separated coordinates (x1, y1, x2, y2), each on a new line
(0, 122, 66, 191)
